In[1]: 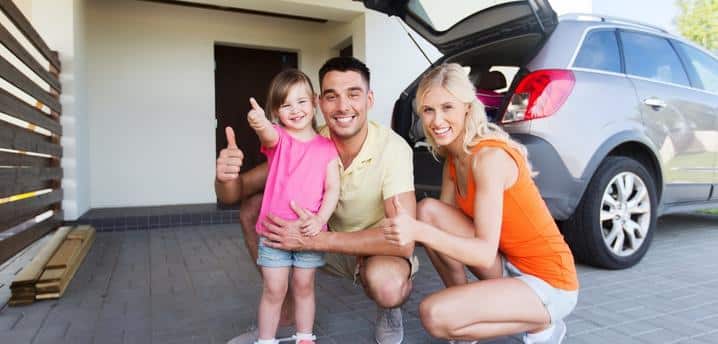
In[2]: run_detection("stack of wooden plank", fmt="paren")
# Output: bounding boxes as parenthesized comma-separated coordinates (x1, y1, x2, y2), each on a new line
(8, 225, 95, 305)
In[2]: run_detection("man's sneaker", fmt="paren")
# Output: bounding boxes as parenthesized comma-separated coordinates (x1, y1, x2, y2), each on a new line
(226, 325, 296, 344)
(375, 306, 404, 344)
(523, 320, 567, 344)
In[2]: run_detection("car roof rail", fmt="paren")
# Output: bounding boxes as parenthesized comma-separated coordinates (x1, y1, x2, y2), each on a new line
(559, 13, 669, 34)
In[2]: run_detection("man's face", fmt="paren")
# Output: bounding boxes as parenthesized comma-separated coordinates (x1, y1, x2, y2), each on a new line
(319, 70, 373, 141)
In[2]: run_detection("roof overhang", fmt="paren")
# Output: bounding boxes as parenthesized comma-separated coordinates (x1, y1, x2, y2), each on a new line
(141, 0, 366, 23)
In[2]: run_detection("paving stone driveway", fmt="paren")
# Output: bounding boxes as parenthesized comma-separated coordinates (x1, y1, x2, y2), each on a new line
(0, 213, 717, 344)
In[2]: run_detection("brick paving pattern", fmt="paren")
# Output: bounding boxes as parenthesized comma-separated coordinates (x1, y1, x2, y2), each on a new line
(0, 213, 716, 343)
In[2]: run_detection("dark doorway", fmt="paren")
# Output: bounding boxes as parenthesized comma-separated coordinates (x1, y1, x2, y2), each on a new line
(340, 44, 353, 57)
(214, 45, 298, 172)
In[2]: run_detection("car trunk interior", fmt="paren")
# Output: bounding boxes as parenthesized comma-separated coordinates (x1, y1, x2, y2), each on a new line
(402, 33, 546, 197)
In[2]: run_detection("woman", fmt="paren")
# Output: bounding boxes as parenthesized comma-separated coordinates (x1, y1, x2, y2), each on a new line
(384, 63, 578, 344)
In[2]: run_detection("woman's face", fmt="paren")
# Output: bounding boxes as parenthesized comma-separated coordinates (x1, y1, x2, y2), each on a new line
(419, 86, 469, 147)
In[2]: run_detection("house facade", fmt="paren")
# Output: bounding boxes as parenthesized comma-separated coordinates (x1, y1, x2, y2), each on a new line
(10, 0, 676, 222)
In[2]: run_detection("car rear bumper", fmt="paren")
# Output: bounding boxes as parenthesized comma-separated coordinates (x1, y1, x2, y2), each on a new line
(512, 134, 586, 220)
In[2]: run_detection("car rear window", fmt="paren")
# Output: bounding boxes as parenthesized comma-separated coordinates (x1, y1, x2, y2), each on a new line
(675, 42, 718, 93)
(574, 29, 621, 73)
(620, 31, 690, 86)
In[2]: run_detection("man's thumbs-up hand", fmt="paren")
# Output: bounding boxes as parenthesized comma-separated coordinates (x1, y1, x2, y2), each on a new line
(247, 97, 269, 131)
(216, 126, 244, 182)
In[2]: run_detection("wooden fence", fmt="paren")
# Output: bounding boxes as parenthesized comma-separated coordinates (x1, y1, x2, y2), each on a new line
(0, 0, 62, 264)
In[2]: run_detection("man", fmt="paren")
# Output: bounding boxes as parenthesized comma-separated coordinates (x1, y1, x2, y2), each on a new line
(216, 57, 418, 344)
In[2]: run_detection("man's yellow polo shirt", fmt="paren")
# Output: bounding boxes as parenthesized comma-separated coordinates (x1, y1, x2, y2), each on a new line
(320, 121, 414, 232)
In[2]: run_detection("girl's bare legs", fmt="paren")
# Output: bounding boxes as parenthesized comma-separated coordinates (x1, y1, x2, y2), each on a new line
(258, 267, 291, 339)
(240, 193, 295, 328)
(416, 198, 550, 340)
(291, 268, 317, 334)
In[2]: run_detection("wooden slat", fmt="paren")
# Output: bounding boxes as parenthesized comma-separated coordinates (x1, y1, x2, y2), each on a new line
(0, 121, 61, 157)
(38, 267, 64, 282)
(0, 189, 62, 231)
(0, 87, 61, 134)
(0, 24, 60, 91)
(36, 227, 95, 299)
(0, 55, 61, 112)
(45, 238, 81, 268)
(0, 170, 52, 198)
(0, 0, 61, 70)
(0, 214, 60, 265)
(35, 281, 59, 293)
(0, 150, 52, 167)
(0, 120, 61, 156)
(0, 166, 62, 198)
(10, 226, 70, 286)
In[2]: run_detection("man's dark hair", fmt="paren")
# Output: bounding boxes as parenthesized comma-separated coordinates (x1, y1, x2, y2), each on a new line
(318, 57, 370, 90)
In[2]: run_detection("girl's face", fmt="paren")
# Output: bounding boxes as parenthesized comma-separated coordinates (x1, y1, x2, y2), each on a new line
(278, 83, 315, 131)
(419, 86, 469, 147)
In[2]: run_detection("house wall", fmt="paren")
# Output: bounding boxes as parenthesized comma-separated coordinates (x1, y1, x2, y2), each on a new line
(84, 0, 339, 208)
(363, 10, 440, 125)
(19, 0, 443, 210)
(11, 0, 90, 220)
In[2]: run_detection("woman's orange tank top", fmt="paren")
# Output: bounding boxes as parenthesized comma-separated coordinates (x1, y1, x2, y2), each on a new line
(448, 139, 578, 291)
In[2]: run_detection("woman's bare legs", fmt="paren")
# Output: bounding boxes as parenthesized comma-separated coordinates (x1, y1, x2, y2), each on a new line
(420, 278, 550, 340)
(416, 198, 550, 341)
(417, 198, 504, 284)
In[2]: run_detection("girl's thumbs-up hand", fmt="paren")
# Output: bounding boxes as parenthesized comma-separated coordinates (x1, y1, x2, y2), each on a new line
(248, 97, 269, 130)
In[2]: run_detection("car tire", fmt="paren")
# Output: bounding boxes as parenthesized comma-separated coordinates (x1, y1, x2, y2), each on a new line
(563, 156, 657, 269)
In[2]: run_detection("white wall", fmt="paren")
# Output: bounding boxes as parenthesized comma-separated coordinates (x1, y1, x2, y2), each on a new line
(85, 0, 335, 207)
(363, 10, 441, 126)
(21, 0, 444, 209)
(549, 0, 592, 15)
(13, 0, 90, 220)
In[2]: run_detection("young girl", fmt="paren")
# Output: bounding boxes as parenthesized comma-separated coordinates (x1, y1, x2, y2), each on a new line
(248, 69, 340, 344)
(384, 63, 578, 344)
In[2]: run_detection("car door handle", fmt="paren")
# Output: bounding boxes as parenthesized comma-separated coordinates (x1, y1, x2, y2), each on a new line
(643, 97, 666, 109)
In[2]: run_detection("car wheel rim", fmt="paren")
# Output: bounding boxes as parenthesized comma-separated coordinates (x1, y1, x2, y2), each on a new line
(600, 171, 651, 257)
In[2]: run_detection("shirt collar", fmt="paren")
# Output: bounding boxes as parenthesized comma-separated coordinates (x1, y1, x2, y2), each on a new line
(340, 121, 378, 175)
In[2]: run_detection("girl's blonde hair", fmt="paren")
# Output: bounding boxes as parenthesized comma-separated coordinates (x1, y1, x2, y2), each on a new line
(415, 63, 533, 173)
(265, 69, 318, 131)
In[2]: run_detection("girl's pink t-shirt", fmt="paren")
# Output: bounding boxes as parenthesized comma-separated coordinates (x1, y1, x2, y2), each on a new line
(255, 125, 338, 234)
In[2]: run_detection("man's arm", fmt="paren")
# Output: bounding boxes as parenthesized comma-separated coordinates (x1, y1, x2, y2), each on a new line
(311, 191, 416, 256)
(262, 131, 416, 257)
(263, 191, 416, 257)
(215, 162, 268, 205)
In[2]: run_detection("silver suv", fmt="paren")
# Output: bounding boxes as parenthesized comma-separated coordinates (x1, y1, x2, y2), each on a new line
(363, 0, 718, 269)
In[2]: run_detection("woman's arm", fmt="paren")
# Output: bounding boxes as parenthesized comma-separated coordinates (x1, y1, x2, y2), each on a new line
(387, 148, 518, 269)
(438, 161, 457, 206)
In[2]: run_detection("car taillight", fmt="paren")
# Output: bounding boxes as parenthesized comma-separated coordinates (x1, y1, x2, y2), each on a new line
(502, 69, 575, 123)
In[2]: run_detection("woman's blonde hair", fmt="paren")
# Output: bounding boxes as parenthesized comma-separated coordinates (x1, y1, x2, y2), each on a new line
(415, 63, 533, 173)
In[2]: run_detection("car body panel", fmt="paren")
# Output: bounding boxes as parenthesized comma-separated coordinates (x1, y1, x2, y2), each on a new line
(360, 0, 557, 56)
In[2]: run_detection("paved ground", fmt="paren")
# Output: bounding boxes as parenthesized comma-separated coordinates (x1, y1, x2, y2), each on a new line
(0, 213, 717, 344)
